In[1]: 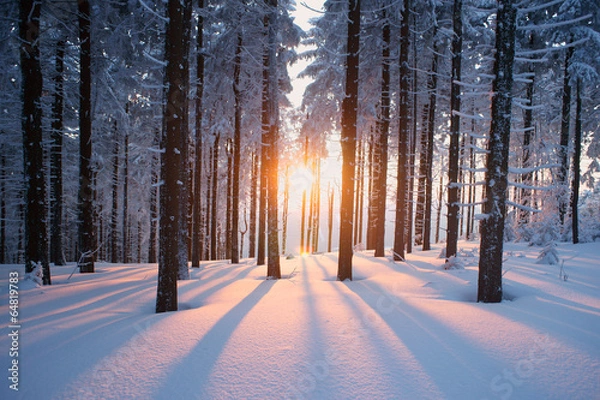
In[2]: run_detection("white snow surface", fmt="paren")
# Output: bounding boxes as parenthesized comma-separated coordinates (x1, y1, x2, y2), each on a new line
(1, 241, 599, 399)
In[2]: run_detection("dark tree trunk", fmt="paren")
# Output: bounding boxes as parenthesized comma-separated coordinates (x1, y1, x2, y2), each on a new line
(353, 139, 364, 246)
(422, 39, 438, 252)
(20, 0, 49, 282)
(50, 40, 66, 267)
(374, 13, 391, 258)
(178, 0, 192, 280)
(226, 139, 233, 258)
(265, 0, 280, 279)
(149, 128, 160, 264)
(248, 151, 258, 258)
(77, 0, 95, 274)
(435, 160, 444, 244)
(407, 23, 418, 254)
(366, 131, 375, 250)
(282, 167, 289, 255)
(478, 0, 517, 303)
(210, 134, 219, 260)
(558, 46, 573, 227)
(519, 31, 537, 226)
(110, 121, 120, 263)
(392, 0, 410, 261)
(571, 79, 581, 244)
(122, 129, 129, 263)
(445, 0, 463, 261)
(257, 70, 267, 266)
(157, 0, 191, 313)
(338, 0, 360, 281)
(328, 183, 334, 253)
(231, 33, 242, 264)
(191, 0, 205, 268)
(312, 161, 321, 253)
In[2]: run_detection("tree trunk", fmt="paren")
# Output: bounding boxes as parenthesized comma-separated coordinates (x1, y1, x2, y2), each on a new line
(478, 0, 517, 303)
(311, 161, 321, 253)
(518, 31, 537, 227)
(353, 139, 364, 246)
(148, 128, 159, 264)
(374, 13, 391, 258)
(226, 139, 233, 259)
(191, 0, 205, 268)
(123, 129, 129, 263)
(422, 44, 438, 252)
(231, 33, 242, 264)
(210, 134, 219, 260)
(249, 151, 258, 258)
(282, 166, 289, 255)
(328, 183, 334, 253)
(407, 22, 419, 254)
(265, 0, 281, 279)
(392, 0, 410, 261)
(77, 0, 95, 274)
(110, 121, 120, 263)
(50, 40, 66, 267)
(257, 61, 268, 266)
(558, 45, 573, 227)
(178, 0, 192, 280)
(445, 0, 463, 261)
(571, 79, 581, 244)
(157, 0, 190, 313)
(300, 138, 308, 254)
(338, 0, 361, 281)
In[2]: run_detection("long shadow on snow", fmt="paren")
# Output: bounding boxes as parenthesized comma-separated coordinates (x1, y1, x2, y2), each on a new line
(500, 279, 600, 352)
(340, 275, 502, 399)
(279, 257, 337, 399)
(310, 257, 459, 398)
(179, 263, 257, 308)
(154, 280, 275, 398)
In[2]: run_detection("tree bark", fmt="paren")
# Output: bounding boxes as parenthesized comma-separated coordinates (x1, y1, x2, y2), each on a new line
(558, 45, 573, 227)
(157, 0, 190, 313)
(265, 0, 281, 279)
(392, 0, 410, 261)
(478, 0, 517, 303)
(231, 33, 242, 264)
(249, 151, 258, 258)
(123, 128, 129, 263)
(571, 79, 581, 244)
(445, 0, 463, 261)
(374, 13, 391, 258)
(191, 0, 205, 268)
(20, 0, 49, 281)
(148, 128, 159, 264)
(338, 0, 361, 281)
(50, 40, 66, 267)
(110, 121, 120, 263)
(210, 134, 219, 260)
(77, 0, 95, 274)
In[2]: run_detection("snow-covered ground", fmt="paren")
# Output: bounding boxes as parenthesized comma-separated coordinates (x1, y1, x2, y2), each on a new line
(1, 241, 599, 399)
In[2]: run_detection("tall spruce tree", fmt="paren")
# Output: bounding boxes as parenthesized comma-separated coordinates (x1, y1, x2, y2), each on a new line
(478, 0, 517, 303)
(338, 0, 361, 281)
(20, 0, 50, 283)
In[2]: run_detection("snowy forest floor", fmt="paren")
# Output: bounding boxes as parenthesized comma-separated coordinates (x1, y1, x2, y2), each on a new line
(1, 241, 599, 400)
